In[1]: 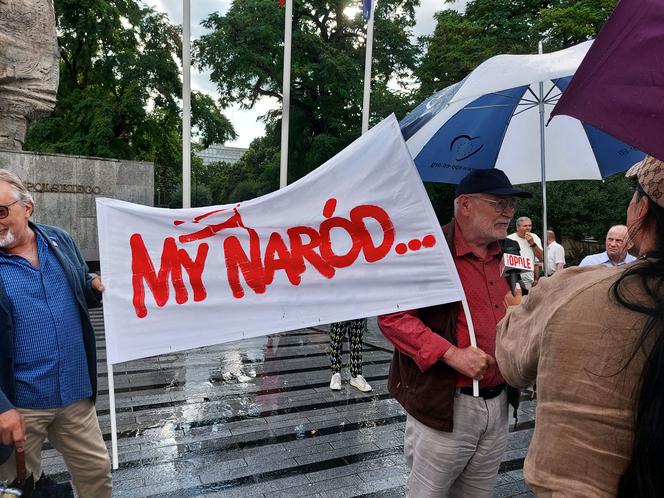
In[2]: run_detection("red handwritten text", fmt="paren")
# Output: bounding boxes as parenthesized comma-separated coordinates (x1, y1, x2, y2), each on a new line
(129, 198, 424, 317)
(130, 234, 209, 318)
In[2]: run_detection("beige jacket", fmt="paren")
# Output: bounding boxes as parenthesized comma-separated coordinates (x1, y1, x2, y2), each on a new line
(496, 263, 652, 497)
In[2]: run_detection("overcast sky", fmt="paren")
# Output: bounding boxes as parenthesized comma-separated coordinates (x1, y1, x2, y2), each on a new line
(143, 0, 468, 147)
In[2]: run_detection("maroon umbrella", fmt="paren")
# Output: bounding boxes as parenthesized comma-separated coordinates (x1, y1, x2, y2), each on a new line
(551, 0, 664, 161)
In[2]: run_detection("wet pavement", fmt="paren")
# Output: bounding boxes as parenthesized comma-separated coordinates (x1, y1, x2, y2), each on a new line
(41, 310, 536, 497)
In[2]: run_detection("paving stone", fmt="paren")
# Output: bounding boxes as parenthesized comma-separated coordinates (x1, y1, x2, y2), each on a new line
(294, 442, 382, 466)
(270, 474, 363, 498)
(43, 309, 536, 497)
(492, 479, 533, 498)
(318, 475, 407, 498)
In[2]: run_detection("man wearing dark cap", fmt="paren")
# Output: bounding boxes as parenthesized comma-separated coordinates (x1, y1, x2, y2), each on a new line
(379, 168, 531, 497)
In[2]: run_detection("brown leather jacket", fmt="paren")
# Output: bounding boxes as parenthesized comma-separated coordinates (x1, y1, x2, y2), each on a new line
(384, 221, 520, 432)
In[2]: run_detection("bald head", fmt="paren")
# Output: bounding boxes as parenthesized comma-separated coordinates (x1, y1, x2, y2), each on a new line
(605, 225, 632, 264)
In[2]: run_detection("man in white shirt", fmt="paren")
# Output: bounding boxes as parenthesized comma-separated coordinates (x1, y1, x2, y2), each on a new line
(507, 216, 543, 289)
(579, 225, 636, 268)
(546, 230, 565, 276)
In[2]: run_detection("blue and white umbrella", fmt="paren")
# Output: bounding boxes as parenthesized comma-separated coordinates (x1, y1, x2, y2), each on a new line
(402, 41, 644, 185)
(401, 41, 644, 275)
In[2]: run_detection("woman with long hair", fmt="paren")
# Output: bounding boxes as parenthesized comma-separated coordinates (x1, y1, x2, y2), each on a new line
(495, 155, 664, 497)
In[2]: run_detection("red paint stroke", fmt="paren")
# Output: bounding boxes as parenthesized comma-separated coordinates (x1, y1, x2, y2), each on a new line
(130, 199, 432, 318)
(130, 234, 209, 318)
(408, 239, 422, 251)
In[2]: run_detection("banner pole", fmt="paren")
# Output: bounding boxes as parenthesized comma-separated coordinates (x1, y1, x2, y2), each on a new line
(460, 299, 480, 397)
(107, 362, 119, 470)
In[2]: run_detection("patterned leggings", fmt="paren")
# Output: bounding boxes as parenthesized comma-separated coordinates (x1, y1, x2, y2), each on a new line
(329, 319, 366, 377)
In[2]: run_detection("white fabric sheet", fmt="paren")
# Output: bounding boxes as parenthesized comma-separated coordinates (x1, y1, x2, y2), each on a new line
(97, 115, 465, 364)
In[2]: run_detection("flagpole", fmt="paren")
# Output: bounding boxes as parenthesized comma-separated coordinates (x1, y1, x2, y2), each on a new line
(361, 0, 377, 134)
(279, 0, 293, 188)
(182, 0, 191, 208)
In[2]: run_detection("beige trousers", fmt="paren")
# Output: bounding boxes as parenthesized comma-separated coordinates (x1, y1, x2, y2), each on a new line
(404, 391, 509, 498)
(0, 399, 112, 498)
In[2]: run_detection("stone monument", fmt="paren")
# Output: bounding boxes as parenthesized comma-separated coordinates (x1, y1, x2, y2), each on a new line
(0, 1, 154, 264)
(0, 0, 60, 150)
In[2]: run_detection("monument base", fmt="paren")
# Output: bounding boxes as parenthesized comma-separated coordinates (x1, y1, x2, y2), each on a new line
(0, 149, 153, 262)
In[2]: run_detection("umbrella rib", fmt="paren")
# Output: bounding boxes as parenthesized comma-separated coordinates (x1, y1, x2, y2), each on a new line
(463, 104, 520, 110)
(512, 103, 540, 116)
(526, 87, 541, 102)
(515, 101, 539, 107)
(542, 84, 558, 102)
(489, 91, 539, 105)
(544, 93, 562, 105)
(489, 92, 523, 101)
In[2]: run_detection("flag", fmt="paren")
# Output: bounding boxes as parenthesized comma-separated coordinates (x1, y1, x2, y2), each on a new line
(363, 0, 373, 20)
(97, 115, 465, 364)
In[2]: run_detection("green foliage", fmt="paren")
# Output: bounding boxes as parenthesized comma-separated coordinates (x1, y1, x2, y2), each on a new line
(416, 0, 628, 244)
(24, 0, 236, 204)
(536, 0, 618, 51)
(417, 0, 618, 98)
(513, 176, 635, 242)
(195, 0, 419, 191)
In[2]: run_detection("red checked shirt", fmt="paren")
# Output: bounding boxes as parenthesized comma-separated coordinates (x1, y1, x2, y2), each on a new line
(379, 221, 509, 389)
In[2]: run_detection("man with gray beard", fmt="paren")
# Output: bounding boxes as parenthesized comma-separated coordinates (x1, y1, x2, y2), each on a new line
(0, 169, 111, 497)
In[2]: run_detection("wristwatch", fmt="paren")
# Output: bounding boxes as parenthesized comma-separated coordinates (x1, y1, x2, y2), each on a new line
(529, 243, 536, 247)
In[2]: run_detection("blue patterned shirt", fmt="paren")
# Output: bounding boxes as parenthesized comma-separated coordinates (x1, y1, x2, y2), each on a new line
(0, 232, 92, 409)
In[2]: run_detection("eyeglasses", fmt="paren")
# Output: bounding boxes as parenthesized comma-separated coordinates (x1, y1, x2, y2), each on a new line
(475, 197, 517, 213)
(0, 200, 20, 219)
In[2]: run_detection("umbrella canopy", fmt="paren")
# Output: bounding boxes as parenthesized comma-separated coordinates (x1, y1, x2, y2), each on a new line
(551, 0, 664, 161)
(402, 41, 645, 185)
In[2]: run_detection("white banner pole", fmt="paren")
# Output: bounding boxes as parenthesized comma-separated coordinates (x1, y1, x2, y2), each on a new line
(279, 0, 293, 189)
(460, 299, 480, 397)
(361, 1, 377, 135)
(182, 0, 192, 208)
(107, 362, 119, 469)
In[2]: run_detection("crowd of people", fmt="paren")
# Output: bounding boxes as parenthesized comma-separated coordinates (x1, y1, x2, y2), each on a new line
(378, 157, 664, 497)
(0, 156, 661, 498)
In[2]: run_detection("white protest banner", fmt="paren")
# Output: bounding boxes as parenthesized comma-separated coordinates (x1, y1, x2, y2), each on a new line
(97, 114, 465, 365)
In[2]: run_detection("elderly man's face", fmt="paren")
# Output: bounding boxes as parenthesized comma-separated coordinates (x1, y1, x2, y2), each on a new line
(0, 181, 31, 249)
(516, 219, 531, 237)
(605, 226, 630, 260)
(465, 194, 516, 242)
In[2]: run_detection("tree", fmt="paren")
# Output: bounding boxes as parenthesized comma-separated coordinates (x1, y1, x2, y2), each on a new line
(24, 0, 236, 204)
(418, 0, 618, 98)
(195, 0, 419, 188)
(417, 0, 630, 248)
(536, 0, 618, 51)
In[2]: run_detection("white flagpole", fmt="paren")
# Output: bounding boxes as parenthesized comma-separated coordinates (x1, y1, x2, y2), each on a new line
(279, 0, 293, 189)
(107, 363, 119, 469)
(361, 0, 377, 135)
(182, 0, 192, 208)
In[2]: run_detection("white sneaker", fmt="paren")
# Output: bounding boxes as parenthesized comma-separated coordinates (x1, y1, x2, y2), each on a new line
(350, 375, 372, 392)
(330, 372, 341, 390)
